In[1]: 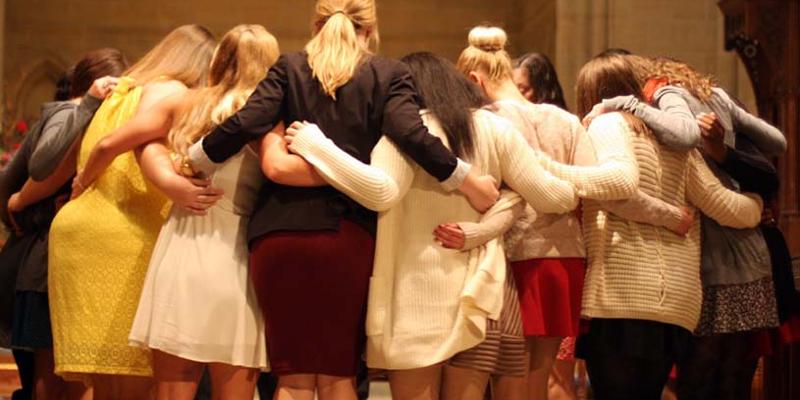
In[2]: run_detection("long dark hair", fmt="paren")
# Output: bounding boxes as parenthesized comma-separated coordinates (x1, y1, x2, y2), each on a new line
(400, 52, 487, 159)
(69, 48, 129, 98)
(576, 55, 648, 133)
(513, 52, 567, 110)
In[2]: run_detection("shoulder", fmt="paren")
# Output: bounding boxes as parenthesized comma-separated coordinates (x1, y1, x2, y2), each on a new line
(532, 103, 582, 129)
(366, 55, 409, 80)
(473, 108, 516, 136)
(142, 79, 188, 99)
(653, 85, 691, 103)
(589, 112, 628, 133)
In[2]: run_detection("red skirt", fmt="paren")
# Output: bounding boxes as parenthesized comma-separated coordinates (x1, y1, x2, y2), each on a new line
(511, 258, 585, 337)
(249, 220, 375, 376)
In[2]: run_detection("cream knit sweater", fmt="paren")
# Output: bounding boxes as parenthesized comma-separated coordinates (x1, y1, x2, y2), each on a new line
(289, 109, 577, 369)
(579, 113, 763, 332)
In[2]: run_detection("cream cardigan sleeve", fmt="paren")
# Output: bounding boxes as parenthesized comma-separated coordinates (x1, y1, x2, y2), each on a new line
(541, 113, 639, 201)
(685, 150, 763, 228)
(458, 189, 525, 251)
(491, 117, 579, 214)
(600, 191, 685, 231)
(288, 127, 414, 212)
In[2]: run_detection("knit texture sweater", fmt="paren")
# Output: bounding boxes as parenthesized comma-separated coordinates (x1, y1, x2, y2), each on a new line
(491, 100, 588, 261)
(289, 109, 577, 369)
(579, 113, 763, 332)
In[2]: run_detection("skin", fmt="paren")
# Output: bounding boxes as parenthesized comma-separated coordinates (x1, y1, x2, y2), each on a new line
(512, 67, 535, 102)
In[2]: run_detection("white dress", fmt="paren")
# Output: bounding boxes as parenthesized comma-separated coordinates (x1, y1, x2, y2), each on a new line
(129, 147, 268, 369)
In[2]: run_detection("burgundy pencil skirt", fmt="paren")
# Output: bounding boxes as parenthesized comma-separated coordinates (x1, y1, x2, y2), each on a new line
(249, 220, 375, 376)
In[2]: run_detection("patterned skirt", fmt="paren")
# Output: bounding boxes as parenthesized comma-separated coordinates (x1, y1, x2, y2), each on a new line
(449, 267, 527, 376)
(695, 277, 779, 336)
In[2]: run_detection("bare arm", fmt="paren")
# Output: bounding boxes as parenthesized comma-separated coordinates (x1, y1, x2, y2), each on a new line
(73, 82, 186, 196)
(135, 140, 223, 215)
(260, 123, 327, 187)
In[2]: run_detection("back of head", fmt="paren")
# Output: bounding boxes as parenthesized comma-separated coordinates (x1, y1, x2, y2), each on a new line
(457, 26, 513, 84)
(170, 25, 280, 156)
(594, 48, 632, 58)
(513, 52, 567, 110)
(576, 55, 648, 132)
(69, 48, 128, 99)
(651, 57, 714, 102)
(126, 24, 216, 89)
(54, 69, 74, 101)
(401, 52, 486, 159)
(305, 0, 378, 99)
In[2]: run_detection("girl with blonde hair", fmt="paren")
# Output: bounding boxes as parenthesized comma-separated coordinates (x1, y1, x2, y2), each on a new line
(454, 26, 658, 399)
(178, 1, 500, 399)
(67, 25, 280, 400)
(47, 24, 215, 399)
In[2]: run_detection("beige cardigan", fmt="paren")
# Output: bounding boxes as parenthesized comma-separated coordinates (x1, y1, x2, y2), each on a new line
(289, 109, 577, 369)
(577, 113, 763, 331)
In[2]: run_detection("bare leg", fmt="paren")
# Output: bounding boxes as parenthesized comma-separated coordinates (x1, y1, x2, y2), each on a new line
(65, 380, 93, 400)
(548, 359, 577, 400)
(491, 374, 527, 400)
(316, 374, 357, 400)
(274, 374, 315, 400)
(91, 373, 154, 400)
(441, 364, 490, 400)
(33, 348, 66, 399)
(389, 364, 443, 400)
(152, 350, 204, 400)
(207, 362, 259, 400)
(527, 337, 562, 400)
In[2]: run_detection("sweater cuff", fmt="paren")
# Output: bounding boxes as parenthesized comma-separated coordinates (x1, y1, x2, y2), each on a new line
(188, 138, 219, 177)
(441, 158, 471, 192)
(458, 222, 484, 252)
(81, 93, 103, 112)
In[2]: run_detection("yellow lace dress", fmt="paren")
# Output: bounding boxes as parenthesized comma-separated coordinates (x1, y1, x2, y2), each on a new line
(48, 77, 171, 378)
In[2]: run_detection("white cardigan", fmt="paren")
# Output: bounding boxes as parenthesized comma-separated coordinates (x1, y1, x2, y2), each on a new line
(289, 109, 577, 369)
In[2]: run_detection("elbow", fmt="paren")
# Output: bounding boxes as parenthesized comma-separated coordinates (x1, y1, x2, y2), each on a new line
(724, 194, 764, 229)
(262, 161, 291, 185)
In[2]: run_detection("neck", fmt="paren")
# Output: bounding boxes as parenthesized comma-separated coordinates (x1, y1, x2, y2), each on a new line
(70, 96, 82, 105)
(485, 79, 527, 103)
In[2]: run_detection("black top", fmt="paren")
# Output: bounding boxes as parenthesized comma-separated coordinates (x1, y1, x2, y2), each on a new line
(200, 51, 458, 242)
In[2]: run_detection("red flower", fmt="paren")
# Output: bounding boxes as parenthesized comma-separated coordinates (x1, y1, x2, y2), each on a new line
(15, 120, 28, 134)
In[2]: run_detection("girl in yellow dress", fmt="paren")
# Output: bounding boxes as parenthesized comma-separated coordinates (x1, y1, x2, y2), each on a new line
(48, 24, 215, 399)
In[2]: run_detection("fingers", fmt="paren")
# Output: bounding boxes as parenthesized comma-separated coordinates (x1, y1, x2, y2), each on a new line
(434, 223, 465, 249)
(188, 177, 213, 187)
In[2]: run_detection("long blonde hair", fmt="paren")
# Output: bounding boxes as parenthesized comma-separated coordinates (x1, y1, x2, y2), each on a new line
(305, 0, 379, 99)
(126, 24, 216, 88)
(456, 26, 513, 84)
(169, 25, 280, 156)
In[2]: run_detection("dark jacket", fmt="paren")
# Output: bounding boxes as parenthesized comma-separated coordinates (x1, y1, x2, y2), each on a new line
(199, 52, 459, 242)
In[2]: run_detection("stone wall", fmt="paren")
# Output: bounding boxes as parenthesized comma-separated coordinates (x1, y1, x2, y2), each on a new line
(555, 0, 755, 112)
(2, 0, 754, 125)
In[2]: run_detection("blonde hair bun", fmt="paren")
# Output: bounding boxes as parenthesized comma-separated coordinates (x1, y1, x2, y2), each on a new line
(468, 26, 507, 52)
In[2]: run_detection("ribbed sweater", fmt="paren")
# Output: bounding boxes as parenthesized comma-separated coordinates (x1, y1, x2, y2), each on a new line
(288, 109, 577, 369)
(579, 113, 763, 332)
(490, 100, 587, 260)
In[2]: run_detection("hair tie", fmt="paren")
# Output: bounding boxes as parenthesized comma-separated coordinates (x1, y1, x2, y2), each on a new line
(331, 10, 348, 17)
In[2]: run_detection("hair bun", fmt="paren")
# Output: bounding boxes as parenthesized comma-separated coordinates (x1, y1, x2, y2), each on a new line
(468, 26, 507, 52)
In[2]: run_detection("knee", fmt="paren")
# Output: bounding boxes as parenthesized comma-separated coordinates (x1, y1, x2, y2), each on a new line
(279, 374, 317, 390)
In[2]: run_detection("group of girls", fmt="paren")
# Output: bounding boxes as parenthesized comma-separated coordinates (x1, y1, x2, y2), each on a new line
(1, 0, 797, 399)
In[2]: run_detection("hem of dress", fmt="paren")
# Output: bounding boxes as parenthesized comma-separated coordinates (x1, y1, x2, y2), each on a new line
(128, 337, 269, 371)
(55, 365, 153, 380)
